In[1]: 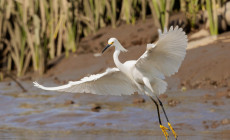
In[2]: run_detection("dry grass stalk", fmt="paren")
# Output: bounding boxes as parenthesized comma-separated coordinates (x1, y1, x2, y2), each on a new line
(0, 0, 226, 78)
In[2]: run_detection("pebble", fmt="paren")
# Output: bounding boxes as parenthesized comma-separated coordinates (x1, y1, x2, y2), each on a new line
(221, 118, 230, 125)
(91, 104, 101, 112)
(133, 98, 145, 104)
(64, 100, 75, 105)
(226, 92, 230, 98)
(212, 101, 224, 106)
(168, 99, 181, 107)
(211, 121, 220, 128)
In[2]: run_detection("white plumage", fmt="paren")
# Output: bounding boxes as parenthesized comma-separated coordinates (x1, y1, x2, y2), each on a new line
(34, 26, 187, 96)
(34, 68, 138, 95)
(136, 26, 187, 78)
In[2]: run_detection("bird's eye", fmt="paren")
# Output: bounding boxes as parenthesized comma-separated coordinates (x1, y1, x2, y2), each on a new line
(109, 42, 114, 45)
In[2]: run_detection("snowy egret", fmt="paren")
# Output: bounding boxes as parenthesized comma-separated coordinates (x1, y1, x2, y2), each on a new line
(34, 26, 187, 140)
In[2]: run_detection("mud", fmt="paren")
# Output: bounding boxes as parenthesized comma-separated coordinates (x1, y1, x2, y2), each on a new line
(1, 80, 230, 139)
(1, 18, 230, 139)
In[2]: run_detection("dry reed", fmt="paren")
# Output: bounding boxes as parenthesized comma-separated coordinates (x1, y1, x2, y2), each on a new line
(0, 0, 226, 78)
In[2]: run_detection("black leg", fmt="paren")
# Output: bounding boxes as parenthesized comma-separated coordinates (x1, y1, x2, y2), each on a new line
(156, 96, 178, 140)
(147, 95, 169, 140)
(148, 95, 162, 125)
(156, 96, 170, 122)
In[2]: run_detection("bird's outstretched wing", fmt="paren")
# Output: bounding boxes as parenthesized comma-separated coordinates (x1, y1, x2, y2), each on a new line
(135, 26, 187, 79)
(34, 68, 137, 95)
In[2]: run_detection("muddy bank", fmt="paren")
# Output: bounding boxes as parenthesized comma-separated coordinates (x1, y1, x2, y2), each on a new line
(76, 18, 158, 54)
(177, 32, 230, 90)
(1, 19, 230, 139)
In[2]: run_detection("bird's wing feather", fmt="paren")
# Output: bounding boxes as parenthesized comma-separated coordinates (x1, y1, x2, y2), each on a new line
(34, 68, 137, 96)
(135, 26, 187, 79)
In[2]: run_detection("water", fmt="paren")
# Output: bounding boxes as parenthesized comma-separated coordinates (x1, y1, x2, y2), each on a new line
(0, 81, 230, 140)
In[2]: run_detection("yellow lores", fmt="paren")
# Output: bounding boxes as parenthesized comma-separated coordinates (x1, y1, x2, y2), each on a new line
(109, 42, 114, 45)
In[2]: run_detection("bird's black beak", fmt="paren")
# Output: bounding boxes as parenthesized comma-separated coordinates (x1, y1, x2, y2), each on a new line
(102, 44, 112, 53)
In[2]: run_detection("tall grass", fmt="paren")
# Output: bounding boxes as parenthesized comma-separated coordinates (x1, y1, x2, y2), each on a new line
(0, 0, 227, 78)
(206, 0, 218, 35)
(148, 0, 175, 29)
(187, 0, 200, 28)
(0, 0, 83, 76)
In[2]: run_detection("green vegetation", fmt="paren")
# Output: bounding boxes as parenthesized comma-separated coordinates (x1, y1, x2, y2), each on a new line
(148, 0, 175, 30)
(206, 0, 218, 35)
(187, 0, 200, 28)
(0, 0, 227, 77)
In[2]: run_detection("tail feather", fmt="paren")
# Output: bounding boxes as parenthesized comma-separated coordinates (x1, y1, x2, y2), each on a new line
(151, 78, 167, 95)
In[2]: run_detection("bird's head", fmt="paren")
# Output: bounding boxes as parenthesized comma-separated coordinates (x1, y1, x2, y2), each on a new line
(102, 38, 127, 53)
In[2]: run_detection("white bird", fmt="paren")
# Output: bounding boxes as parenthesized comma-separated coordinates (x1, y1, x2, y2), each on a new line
(34, 26, 187, 140)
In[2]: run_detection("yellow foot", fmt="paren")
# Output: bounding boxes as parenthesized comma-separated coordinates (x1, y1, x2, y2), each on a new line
(160, 125, 169, 140)
(168, 122, 178, 139)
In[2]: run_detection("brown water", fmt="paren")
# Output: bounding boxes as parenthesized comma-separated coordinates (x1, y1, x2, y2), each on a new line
(0, 80, 230, 140)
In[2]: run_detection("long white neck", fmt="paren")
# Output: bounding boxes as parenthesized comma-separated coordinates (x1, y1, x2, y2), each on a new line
(113, 50, 125, 71)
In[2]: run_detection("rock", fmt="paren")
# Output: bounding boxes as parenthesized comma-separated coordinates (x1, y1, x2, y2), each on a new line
(221, 118, 230, 125)
(180, 81, 186, 87)
(7, 82, 11, 86)
(64, 100, 75, 105)
(210, 80, 218, 86)
(133, 98, 145, 104)
(91, 104, 101, 112)
(226, 92, 230, 98)
(191, 81, 201, 89)
(168, 99, 181, 107)
(225, 89, 230, 98)
(202, 121, 209, 129)
(212, 101, 224, 106)
(204, 125, 209, 129)
(211, 121, 220, 128)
